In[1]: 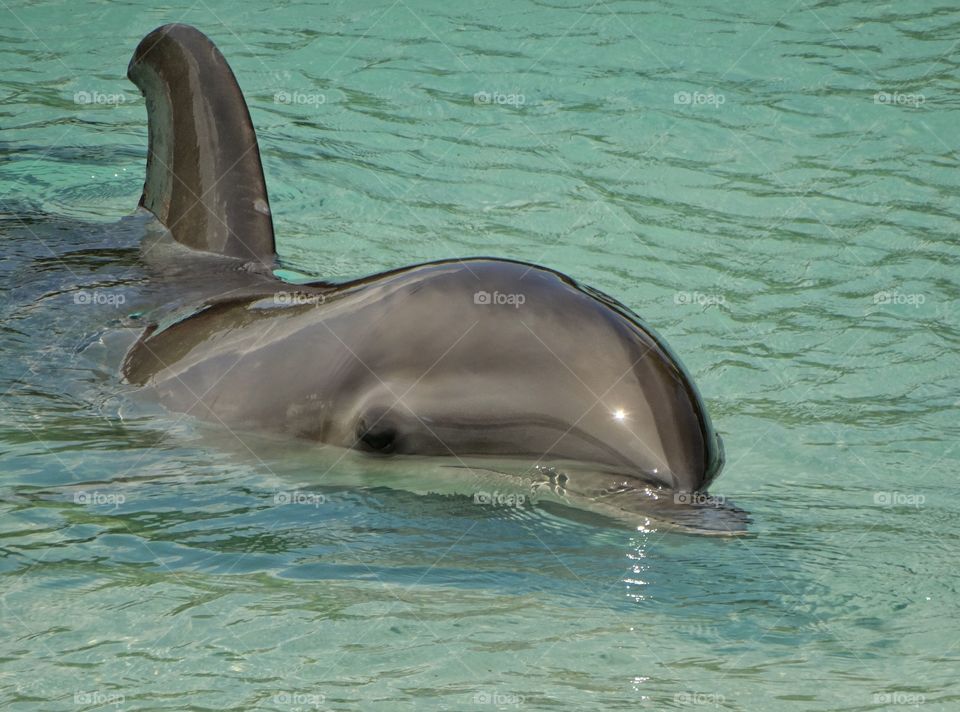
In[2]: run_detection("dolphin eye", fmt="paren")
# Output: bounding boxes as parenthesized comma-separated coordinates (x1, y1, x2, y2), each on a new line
(356, 416, 397, 454)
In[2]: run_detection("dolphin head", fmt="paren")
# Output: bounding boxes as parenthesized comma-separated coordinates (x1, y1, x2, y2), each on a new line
(314, 262, 726, 493)
(120, 24, 728, 500)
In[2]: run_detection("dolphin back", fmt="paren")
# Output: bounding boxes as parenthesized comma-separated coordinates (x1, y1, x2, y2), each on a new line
(128, 24, 276, 263)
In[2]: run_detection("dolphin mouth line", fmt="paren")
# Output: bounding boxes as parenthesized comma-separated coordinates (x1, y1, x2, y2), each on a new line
(439, 462, 748, 535)
(351, 412, 676, 482)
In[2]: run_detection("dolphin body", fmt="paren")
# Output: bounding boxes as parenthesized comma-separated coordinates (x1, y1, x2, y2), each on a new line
(121, 24, 746, 534)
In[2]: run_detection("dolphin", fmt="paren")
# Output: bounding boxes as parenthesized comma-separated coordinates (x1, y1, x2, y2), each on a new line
(120, 24, 745, 534)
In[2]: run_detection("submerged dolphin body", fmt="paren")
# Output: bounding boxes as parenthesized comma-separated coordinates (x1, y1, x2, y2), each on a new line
(122, 24, 745, 534)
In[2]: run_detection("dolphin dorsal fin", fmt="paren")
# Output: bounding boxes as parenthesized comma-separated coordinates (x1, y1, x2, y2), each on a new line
(128, 24, 276, 264)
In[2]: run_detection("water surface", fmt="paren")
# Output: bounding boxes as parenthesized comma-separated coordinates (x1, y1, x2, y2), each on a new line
(1, 1, 958, 709)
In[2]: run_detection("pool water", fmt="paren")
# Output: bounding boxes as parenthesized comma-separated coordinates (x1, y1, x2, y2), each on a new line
(2, 1, 958, 709)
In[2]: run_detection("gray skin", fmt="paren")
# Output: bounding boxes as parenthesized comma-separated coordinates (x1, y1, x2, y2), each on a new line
(122, 25, 732, 521)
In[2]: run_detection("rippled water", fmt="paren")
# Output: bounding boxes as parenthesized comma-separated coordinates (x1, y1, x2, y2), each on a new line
(2, 1, 959, 709)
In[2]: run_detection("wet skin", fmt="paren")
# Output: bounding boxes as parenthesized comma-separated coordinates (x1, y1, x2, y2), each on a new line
(124, 257, 724, 493)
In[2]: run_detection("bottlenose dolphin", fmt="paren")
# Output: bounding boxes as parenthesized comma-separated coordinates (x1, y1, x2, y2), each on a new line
(120, 24, 745, 534)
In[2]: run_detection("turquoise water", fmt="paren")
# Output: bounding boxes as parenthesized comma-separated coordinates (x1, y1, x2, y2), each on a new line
(2, 0, 959, 709)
